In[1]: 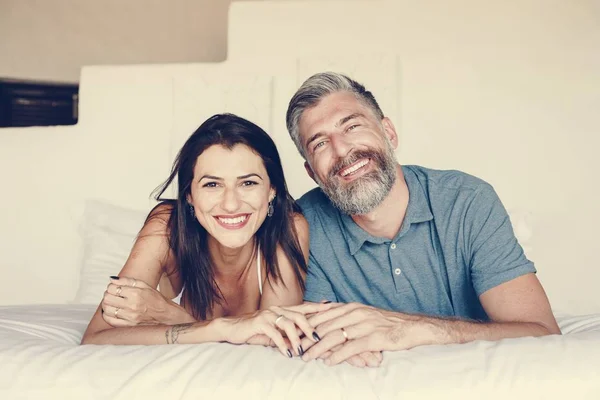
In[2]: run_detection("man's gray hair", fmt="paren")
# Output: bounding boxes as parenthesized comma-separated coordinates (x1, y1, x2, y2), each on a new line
(285, 72, 385, 159)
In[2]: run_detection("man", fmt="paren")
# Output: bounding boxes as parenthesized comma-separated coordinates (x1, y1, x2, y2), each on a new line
(285, 71, 560, 366)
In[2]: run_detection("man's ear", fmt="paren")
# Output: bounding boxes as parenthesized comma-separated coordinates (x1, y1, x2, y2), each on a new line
(304, 161, 316, 183)
(381, 117, 399, 149)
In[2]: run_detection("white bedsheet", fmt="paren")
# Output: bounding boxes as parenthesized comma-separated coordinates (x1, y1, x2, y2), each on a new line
(0, 304, 599, 399)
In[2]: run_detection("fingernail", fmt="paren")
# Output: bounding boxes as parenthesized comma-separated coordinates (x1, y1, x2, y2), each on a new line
(110, 276, 119, 280)
(312, 332, 321, 342)
(298, 345, 304, 356)
(286, 349, 292, 358)
(323, 301, 332, 304)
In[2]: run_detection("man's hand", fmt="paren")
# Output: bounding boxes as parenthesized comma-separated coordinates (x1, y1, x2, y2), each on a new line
(301, 302, 430, 366)
(301, 295, 559, 367)
(102, 276, 195, 327)
(318, 344, 383, 368)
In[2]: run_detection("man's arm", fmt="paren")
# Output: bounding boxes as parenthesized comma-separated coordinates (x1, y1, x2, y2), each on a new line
(301, 274, 560, 365)
(301, 184, 560, 365)
(302, 252, 338, 303)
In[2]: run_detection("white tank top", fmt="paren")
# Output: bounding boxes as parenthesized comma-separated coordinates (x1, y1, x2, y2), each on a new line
(171, 247, 263, 305)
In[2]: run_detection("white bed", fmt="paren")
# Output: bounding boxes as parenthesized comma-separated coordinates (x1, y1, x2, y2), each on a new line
(0, 304, 599, 399)
(1, 1, 599, 398)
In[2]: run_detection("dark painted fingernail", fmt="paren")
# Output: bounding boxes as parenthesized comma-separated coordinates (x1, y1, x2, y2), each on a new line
(110, 276, 119, 280)
(298, 345, 304, 356)
(323, 301, 332, 304)
(312, 331, 321, 341)
(286, 349, 292, 358)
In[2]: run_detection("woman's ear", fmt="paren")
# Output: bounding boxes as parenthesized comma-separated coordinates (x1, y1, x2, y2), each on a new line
(269, 188, 276, 202)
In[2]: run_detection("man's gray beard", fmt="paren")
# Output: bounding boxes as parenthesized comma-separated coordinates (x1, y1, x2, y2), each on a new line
(315, 146, 398, 215)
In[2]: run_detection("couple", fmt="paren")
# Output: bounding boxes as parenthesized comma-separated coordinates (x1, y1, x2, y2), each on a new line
(82, 72, 560, 367)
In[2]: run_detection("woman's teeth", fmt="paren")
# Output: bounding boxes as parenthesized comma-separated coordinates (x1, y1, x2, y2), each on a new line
(218, 215, 248, 224)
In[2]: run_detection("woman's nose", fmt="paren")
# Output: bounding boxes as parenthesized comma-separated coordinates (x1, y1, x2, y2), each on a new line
(220, 187, 241, 212)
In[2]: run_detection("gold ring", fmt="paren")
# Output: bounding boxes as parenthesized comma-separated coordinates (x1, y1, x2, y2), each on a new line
(114, 308, 120, 318)
(341, 327, 348, 341)
(274, 315, 284, 327)
(116, 286, 122, 297)
(131, 278, 137, 288)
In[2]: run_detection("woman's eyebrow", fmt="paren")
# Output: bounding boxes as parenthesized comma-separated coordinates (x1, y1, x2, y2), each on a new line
(238, 173, 263, 180)
(199, 175, 222, 182)
(198, 173, 263, 182)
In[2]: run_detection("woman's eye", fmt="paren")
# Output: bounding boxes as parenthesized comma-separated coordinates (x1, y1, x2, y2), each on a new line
(242, 180, 258, 187)
(202, 182, 218, 188)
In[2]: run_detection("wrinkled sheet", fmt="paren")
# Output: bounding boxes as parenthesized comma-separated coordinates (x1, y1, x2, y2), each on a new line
(0, 304, 599, 399)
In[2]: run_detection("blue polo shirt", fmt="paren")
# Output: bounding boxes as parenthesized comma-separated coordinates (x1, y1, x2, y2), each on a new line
(297, 165, 536, 321)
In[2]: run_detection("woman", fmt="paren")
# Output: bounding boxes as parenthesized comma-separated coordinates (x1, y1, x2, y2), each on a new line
(81, 114, 329, 358)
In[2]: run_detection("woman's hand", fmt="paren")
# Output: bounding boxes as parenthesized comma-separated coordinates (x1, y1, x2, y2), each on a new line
(219, 302, 334, 358)
(101, 276, 195, 327)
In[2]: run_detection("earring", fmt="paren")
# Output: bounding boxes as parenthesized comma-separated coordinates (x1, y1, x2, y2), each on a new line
(188, 204, 195, 217)
(267, 201, 274, 217)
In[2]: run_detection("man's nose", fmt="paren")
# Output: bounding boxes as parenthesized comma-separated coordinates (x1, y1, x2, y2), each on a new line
(330, 133, 353, 159)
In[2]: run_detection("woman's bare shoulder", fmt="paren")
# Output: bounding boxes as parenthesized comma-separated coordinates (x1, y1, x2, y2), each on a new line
(292, 212, 309, 237)
(138, 202, 176, 235)
(130, 202, 177, 267)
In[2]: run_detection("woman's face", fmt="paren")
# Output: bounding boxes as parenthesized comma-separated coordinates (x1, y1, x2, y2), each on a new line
(188, 144, 275, 249)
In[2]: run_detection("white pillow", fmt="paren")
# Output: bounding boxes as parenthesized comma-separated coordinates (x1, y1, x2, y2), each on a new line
(73, 199, 149, 304)
(507, 209, 533, 259)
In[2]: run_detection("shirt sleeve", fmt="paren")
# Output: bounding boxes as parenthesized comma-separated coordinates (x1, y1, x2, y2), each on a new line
(464, 185, 536, 296)
(303, 252, 338, 303)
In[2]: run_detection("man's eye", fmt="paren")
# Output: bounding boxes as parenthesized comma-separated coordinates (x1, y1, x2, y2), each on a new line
(314, 141, 326, 151)
(347, 124, 360, 131)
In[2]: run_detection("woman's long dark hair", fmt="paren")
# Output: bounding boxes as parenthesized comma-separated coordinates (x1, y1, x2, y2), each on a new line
(150, 113, 306, 320)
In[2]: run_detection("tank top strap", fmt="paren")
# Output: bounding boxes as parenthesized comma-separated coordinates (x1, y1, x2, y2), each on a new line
(257, 246, 263, 295)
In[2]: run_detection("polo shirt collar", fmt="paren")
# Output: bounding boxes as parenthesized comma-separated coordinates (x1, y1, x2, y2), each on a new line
(340, 165, 434, 255)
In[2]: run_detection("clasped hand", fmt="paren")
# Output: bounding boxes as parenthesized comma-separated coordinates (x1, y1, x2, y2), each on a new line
(248, 302, 419, 367)
(297, 302, 425, 367)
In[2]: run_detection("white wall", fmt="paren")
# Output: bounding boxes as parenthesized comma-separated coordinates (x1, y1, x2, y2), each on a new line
(0, 0, 253, 82)
(0, 0, 598, 315)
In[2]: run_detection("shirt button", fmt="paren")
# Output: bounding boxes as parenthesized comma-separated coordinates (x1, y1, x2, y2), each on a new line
(394, 268, 401, 275)
(390, 243, 397, 250)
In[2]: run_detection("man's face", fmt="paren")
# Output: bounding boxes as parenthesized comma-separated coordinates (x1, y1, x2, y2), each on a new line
(298, 91, 399, 215)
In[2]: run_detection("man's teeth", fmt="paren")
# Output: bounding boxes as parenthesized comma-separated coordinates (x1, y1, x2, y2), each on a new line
(218, 215, 248, 224)
(340, 159, 369, 176)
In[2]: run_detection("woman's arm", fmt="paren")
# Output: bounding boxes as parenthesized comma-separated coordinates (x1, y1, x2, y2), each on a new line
(100, 276, 195, 328)
(81, 203, 193, 345)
